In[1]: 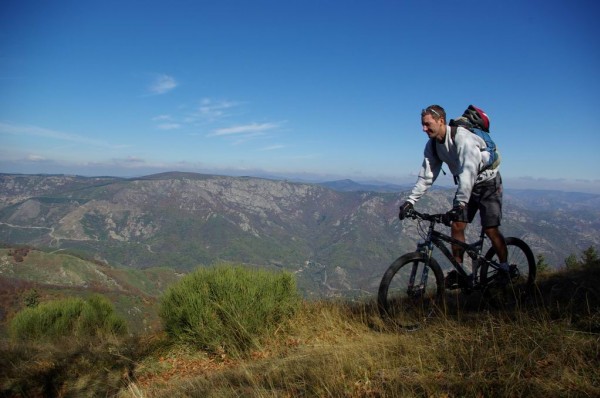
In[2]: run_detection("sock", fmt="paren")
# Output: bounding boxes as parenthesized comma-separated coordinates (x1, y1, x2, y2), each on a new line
(499, 262, 510, 272)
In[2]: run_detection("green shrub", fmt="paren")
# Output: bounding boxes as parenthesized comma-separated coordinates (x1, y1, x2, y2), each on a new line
(23, 288, 40, 308)
(159, 263, 300, 354)
(564, 246, 600, 270)
(9, 294, 127, 341)
(536, 253, 550, 274)
(581, 246, 600, 269)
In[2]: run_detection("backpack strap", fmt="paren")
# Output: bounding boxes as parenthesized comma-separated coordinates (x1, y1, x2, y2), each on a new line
(430, 137, 438, 159)
(428, 138, 446, 176)
(431, 126, 460, 184)
(450, 125, 458, 140)
(430, 126, 457, 160)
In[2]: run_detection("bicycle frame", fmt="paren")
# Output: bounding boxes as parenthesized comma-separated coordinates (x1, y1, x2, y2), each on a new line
(379, 209, 536, 324)
(416, 215, 498, 288)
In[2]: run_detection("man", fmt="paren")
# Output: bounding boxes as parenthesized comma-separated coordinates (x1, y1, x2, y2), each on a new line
(398, 104, 509, 284)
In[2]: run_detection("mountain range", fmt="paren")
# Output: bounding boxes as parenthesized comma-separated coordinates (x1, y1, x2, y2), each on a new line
(1, 172, 599, 300)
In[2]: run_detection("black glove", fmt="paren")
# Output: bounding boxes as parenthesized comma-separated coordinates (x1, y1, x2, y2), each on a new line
(442, 205, 464, 226)
(398, 201, 414, 220)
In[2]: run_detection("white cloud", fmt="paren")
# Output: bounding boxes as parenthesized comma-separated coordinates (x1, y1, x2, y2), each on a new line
(197, 98, 239, 121)
(113, 156, 146, 165)
(259, 144, 285, 151)
(26, 154, 46, 161)
(152, 114, 172, 121)
(209, 122, 279, 137)
(288, 153, 321, 160)
(157, 123, 181, 130)
(149, 74, 177, 95)
(0, 122, 114, 148)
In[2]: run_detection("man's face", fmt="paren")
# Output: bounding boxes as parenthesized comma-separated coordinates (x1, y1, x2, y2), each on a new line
(421, 114, 445, 141)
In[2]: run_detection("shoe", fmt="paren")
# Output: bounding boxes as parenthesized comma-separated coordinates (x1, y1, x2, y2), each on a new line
(494, 268, 510, 286)
(444, 270, 460, 289)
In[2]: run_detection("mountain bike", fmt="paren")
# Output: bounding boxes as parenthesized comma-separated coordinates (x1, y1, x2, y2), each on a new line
(377, 208, 536, 329)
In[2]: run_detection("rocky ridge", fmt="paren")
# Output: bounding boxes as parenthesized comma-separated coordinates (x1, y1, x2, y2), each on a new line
(1, 172, 599, 298)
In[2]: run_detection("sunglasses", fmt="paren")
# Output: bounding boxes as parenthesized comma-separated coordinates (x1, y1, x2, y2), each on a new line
(423, 107, 441, 118)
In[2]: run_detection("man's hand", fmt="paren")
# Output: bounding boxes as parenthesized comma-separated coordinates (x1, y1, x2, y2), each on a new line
(442, 205, 465, 226)
(398, 201, 414, 220)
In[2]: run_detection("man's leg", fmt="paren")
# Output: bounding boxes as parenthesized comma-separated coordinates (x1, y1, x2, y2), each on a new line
(485, 226, 507, 263)
(479, 174, 507, 266)
(451, 221, 468, 264)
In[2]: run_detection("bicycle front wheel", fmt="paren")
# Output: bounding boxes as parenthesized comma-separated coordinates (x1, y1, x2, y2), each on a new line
(480, 237, 536, 309)
(377, 252, 444, 328)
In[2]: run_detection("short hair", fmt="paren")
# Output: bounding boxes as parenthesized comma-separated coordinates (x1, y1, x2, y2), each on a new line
(421, 105, 446, 123)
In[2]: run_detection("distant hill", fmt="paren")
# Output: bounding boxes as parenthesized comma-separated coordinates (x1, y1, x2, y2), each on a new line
(1, 172, 599, 299)
(320, 179, 600, 211)
(504, 189, 600, 212)
(0, 247, 180, 333)
(319, 179, 408, 193)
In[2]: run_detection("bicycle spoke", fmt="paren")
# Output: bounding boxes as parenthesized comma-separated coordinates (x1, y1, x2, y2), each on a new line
(378, 253, 444, 328)
(379, 209, 536, 323)
(481, 237, 536, 310)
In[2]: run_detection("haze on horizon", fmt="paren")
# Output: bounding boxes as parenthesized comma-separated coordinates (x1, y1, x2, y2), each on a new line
(1, 1, 599, 194)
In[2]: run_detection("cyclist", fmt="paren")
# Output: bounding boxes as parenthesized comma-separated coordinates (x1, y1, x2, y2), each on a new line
(398, 105, 509, 286)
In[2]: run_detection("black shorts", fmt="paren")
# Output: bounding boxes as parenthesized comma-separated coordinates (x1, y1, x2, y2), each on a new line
(456, 172, 503, 228)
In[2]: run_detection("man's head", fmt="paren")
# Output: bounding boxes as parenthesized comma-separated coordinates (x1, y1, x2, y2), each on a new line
(421, 105, 446, 142)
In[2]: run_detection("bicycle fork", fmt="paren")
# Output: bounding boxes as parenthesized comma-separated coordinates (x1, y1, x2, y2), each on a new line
(407, 240, 433, 298)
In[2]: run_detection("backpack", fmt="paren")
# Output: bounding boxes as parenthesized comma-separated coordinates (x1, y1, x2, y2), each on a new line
(430, 118, 500, 183)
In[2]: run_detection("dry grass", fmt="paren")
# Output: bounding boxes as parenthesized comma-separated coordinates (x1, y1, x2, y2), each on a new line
(0, 335, 141, 397)
(121, 300, 599, 398)
(2, 268, 599, 397)
(121, 268, 600, 398)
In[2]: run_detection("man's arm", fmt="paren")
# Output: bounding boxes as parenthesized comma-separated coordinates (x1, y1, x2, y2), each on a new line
(407, 140, 442, 204)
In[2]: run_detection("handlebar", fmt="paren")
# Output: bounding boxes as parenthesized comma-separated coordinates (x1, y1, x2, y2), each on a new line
(405, 209, 447, 224)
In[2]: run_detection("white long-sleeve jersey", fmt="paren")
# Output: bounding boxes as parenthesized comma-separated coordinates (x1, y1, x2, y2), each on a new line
(407, 125, 498, 207)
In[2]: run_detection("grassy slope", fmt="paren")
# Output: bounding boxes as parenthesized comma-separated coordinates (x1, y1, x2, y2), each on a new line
(0, 248, 181, 334)
(2, 267, 598, 397)
(126, 269, 600, 397)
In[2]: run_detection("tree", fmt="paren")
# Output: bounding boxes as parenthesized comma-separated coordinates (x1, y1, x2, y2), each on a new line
(564, 253, 579, 270)
(536, 254, 550, 274)
(581, 246, 599, 269)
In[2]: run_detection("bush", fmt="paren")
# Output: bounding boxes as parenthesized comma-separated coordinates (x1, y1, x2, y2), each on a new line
(564, 246, 600, 270)
(536, 253, 550, 274)
(9, 294, 127, 341)
(581, 246, 599, 269)
(159, 263, 300, 354)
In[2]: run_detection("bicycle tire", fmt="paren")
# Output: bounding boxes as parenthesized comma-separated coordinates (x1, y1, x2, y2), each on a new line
(480, 237, 536, 309)
(377, 252, 444, 328)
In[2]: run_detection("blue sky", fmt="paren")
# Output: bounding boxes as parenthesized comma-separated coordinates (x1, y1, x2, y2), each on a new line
(1, 0, 599, 193)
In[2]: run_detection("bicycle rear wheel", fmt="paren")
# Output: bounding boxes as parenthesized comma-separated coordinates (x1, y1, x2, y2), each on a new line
(480, 237, 536, 309)
(378, 252, 444, 328)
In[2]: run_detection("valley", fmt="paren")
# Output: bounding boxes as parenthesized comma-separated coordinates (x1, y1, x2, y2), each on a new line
(1, 172, 599, 302)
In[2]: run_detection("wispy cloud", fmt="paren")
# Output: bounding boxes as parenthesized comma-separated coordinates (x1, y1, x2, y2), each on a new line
(259, 144, 285, 151)
(152, 114, 172, 121)
(196, 98, 239, 122)
(209, 122, 279, 137)
(156, 123, 181, 130)
(113, 156, 147, 165)
(0, 122, 115, 148)
(288, 153, 321, 160)
(152, 99, 240, 131)
(26, 154, 47, 161)
(149, 74, 177, 95)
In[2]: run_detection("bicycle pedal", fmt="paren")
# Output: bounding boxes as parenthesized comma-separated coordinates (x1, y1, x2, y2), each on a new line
(493, 270, 511, 287)
(444, 270, 462, 290)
